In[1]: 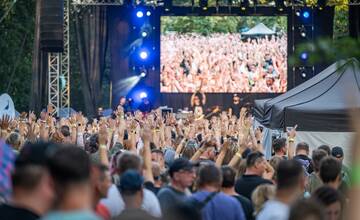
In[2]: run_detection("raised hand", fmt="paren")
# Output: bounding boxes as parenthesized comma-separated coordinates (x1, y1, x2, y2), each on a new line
(0, 115, 12, 130)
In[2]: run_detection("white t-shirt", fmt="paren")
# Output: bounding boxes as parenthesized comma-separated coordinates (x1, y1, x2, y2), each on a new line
(256, 200, 289, 220)
(100, 184, 162, 218)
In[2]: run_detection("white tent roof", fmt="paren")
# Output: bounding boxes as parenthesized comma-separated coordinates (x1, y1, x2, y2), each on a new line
(242, 23, 276, 35)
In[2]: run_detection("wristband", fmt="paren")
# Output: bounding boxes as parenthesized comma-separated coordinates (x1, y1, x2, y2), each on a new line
(288, 138, 295, 143)
(236, 152, 242, 158)
(99, 144, 107, 150)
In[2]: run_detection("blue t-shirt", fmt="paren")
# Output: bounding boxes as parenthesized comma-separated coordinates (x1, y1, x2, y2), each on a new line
(41, 210, 101, 220)
(189, 191, 246, 220)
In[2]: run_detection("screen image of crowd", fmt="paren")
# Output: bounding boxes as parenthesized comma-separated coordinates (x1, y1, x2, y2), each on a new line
(1, 101, 360, 220)
(161, 32, 288, 93)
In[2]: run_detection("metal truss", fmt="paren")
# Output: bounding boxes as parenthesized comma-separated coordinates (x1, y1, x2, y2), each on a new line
(72, 0, 124, 5)
(48, 53, 60, 116)
(61, 0, 71, 117)
(349, 0, 360, 5)
(48, 0, 71, 117)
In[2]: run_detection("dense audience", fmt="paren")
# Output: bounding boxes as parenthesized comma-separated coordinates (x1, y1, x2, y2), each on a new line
(0, 103, 359, 220)
(161, 33, 287, 93)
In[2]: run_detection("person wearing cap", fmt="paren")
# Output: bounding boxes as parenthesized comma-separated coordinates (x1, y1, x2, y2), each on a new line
(157, 157, 196, 215)
(113, 170, 158, 220)
(0, 142, 56, 220)
(331, 146, 351, 187)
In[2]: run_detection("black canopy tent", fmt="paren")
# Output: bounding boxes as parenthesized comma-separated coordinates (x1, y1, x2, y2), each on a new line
(254, 58, 360, 132)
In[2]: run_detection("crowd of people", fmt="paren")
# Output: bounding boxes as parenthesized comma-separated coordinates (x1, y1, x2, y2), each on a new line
(0, 102, 360, 220)
(161, 32, 288, 93)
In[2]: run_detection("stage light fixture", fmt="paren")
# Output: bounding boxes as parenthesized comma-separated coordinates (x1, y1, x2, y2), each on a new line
(146, 11, 151, 16)
(301, 71, 307, 78)
(139, 50, 148, 60)
(141, 31, 148, 37)
(302, 10, 310, 19)
(200, 0, 208, 10)
(300, 52, 308, 60)
(240, 0, 249, 10)
(164, 0, 172, 11)
(299, 26, 306, 37)
(317, 0, 326, 10)
(295, 9, 301, 16)
(140, 71, 147, 78)
(136, 11, 144, 18)
(275, 0, 285, 11)
(140, 92, 148, 99)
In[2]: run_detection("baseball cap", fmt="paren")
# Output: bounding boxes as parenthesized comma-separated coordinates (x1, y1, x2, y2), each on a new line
(15, 142, 59, 167)
(169, 158, 194, 177)
(331, 146, 344, 158)
(119, 169, 144, 194)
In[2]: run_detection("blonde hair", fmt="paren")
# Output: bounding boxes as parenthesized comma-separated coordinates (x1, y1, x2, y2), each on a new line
(251, 184, 276, 215)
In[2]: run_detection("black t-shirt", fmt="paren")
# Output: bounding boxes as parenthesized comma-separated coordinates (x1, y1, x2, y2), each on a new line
(0, 204, 40, 220)
(230, 103, 242, 118)
(233, 194, 254, 220)
(235, 174, 273, 200)
(144, 181, 161, 195)
(294, 154, 313, 174)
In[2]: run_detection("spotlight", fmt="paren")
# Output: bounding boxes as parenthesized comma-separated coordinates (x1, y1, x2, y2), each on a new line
(240, 0, 249, 10)
(139, 50, 149, 60)
(140, 92, 148, 99)
(140, 25, 151, 38)
(136, 11, 144, 18)
(140, 71, 147, 78)
(275, 0, 285, 11)
(146, 11, 151, 16)
(300, 52, 308, 61)
(200, 0, 208, 10)
(317, 0, 326, 10)
(141, 31, 148, 37)
(295, 9, 301, 16)
(299, 26, 306, 37)
(164, 0, 172, 11)
(299, 67, 307, 78)
(302, 11, 310, 19)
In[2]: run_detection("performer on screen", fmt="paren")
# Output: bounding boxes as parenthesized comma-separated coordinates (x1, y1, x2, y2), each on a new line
(191, 82, 206, 119)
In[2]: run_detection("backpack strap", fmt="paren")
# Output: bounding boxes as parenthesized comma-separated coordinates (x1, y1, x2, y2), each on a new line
(197, 192, 218, 210)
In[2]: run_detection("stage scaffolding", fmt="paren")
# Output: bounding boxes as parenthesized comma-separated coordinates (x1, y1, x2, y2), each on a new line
(47, 0, 357, 116)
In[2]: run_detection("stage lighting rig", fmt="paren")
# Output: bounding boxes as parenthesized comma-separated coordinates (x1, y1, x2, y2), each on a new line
(136, 10, 144, 17)
(139, 50, 149, 60)
(240, 0, 249, 10)
(164, 0, 172, 11)
(300, 52, 308, 61)
(302, 10, 310, 19)
(317, 0, 326, 10)
(275, 0, 285, 11)
(299, 26, 306, 37)
(200, 0, 208, 10)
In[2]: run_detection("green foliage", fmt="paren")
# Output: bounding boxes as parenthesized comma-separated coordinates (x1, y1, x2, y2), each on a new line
(333, 5, 349, 39)
(0, 0, 35, 112)
(161, 16, 287, 35)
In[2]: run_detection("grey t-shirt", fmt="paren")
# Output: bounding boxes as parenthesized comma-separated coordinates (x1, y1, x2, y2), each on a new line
(157, 186, 189, 214)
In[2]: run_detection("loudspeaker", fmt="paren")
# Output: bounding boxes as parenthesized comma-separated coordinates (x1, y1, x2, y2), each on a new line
(40, 0, 64, 52)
